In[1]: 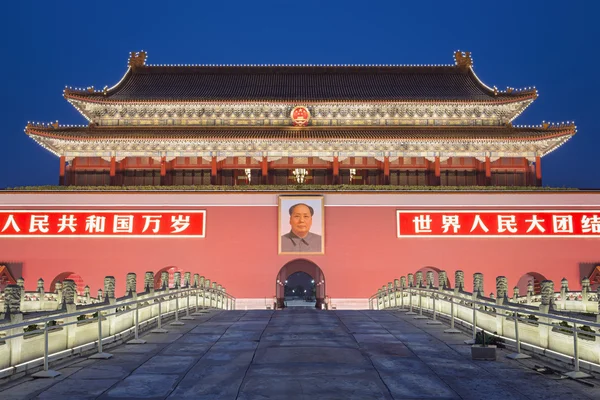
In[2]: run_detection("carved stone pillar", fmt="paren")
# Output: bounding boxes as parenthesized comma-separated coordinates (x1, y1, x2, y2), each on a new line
(473, 272, 483, 295)
(540, 280, 554, 308)
(174, 272, 181, 289)
(496, 276, 508, 299)
(161, 271, 169, 289)
(184, 272, 191, 288)
(455, 270, 464, 291)
(145, 272, 154, 293)
(97, 289, 103, 301)
(62, 279, 76, 305)
(407, 273, 414, 287)
(512, 286, 519, 300)
(193, 274, 200, 288)
(126, 273, 137, 295)
(4, 285, 21, 314)
(37, 278, 45, 294)
(104, 276, 116, 299)
(400, 276, 407, 288)
(415, 271, 423, 288)
(84, 285, 90, 300)
(426, 271, 434, 288)
(438, 271, 447, 290)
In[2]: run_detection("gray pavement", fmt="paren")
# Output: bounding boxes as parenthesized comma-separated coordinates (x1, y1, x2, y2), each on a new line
(1, 309, 599, 399)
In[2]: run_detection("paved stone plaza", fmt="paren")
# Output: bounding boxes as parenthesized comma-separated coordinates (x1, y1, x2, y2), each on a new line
(1, 309, 599, 399)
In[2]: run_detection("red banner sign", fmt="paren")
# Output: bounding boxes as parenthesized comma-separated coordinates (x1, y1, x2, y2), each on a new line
(397, 210, 600, 238)
(0, 210, 205, 237)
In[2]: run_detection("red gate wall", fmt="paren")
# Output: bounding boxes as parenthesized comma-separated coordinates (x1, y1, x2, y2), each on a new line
(0, 192, 598, 299)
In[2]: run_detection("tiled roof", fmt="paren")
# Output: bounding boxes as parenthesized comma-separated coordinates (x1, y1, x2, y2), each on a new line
(26, 125, 575, 142)
(65, 65, 535, 103)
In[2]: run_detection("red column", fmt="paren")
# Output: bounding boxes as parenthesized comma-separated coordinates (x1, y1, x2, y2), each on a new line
(160, 156, 167, 185)
(211, 156, 217, 185)
(109, 156, 116, 186)
(333, 156, 339, 185)
(261, 156, 268, 184)
(383, 156, 390, 185)
(485, 156, 491, 186)
(434, 156, 441, 186)
(535, 155, 542, 187)
(59, 155, 65, 186)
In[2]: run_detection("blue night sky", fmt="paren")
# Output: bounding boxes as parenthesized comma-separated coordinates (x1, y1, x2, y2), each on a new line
(0, 0, 598, 189)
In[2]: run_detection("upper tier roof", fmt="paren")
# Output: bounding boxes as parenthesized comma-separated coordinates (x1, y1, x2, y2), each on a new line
(63, 51, 537, 104)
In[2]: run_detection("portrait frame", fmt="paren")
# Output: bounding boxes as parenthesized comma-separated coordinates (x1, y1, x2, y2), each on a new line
(278, 195, 325, 255)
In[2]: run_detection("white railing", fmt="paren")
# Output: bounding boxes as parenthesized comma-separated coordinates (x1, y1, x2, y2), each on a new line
(0, 285, 235, 378)
(369, 285, 600, 379)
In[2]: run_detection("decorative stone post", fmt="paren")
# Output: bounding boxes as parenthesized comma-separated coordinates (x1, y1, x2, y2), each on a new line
(161, 271, 169, 290)
(538, 279, 555, 348)
(582, 277, 591, 312)
(173, 272, 181, 289)
(145, 272, 154, 293)
(438, 271, 447, 290)
(55, 281, 63, 304)
(104, 276, 115, 300)
(540, 280, 554, 309)
(84, 285, 90, 301)
(407, 273, 414, 288)
(4, 284, 24, 366)
(560, 278, 568, 310)
(193, 274, 200, 288)
(415, 271, 423, 288)
(62, 279, 76, 305)
(426, 271, 434, 288)
(37, 278, 45, 294)
(400, 276, 407, 288)
(16, 277, 25, 312)
(205, 279, 211, 308)
(62, 279, 78, 347)
(217, 284, 223, 308)
(513, 286, 519, 301)
(473, 273, 483, 296)
(394, 279, 400, 307)
(496, 276, 508, 300)
(97, 289, 103, 301)
(126, 273, 137, 296)
(199, 276, 206, 308)
(184, 272, 191, 288)
(455, 271, 464, 291)
(4, 285, 21, 315)
(526, 281, 534, 304)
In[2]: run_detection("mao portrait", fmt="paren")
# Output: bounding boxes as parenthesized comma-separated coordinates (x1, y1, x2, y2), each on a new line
(278, 196, 324, 255)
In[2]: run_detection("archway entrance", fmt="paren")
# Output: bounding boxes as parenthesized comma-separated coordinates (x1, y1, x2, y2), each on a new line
(276, 259, 325, 309)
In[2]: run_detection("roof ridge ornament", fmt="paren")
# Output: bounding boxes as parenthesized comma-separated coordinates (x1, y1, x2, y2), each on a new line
(454, 50, 473, 69)
(129, 51, 147, 68)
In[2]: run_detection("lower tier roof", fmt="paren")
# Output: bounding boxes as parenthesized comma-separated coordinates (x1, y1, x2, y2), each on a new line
(26, 124, 575, 159)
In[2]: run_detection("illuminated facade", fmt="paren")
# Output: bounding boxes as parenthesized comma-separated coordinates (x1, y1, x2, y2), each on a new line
(3, 51, 596, 310)
(26, 51, 575, 187)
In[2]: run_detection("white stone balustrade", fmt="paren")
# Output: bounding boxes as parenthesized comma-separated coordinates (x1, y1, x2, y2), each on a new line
(370, 273, 600, 369)
(0, 272, 235, 374)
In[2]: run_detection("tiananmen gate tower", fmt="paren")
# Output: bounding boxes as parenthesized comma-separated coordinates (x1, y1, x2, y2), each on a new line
(1, 50, 598, 309)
